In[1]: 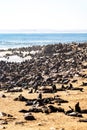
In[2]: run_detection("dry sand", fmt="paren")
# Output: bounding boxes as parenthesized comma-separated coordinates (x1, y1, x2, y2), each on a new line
(0, 69, 87, 130)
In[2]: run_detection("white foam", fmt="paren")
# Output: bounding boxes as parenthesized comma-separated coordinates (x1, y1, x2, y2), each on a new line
(0, 55, 32, 63)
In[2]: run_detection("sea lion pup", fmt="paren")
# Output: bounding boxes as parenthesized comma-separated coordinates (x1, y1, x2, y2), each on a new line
(65, 106, 74, 115)
(82, 82, 87, 86)
(52, 84, 57, 92)
(24, 113, 36, 120)
(75, 102, 81, 113)
(66, 83, 73, 90)
(61, 84, 66, 90)
(14, 94, 28, 101)
(37, 92, 42, 100)
(69, 83, 73, 89)
(33, 92, 43, 106)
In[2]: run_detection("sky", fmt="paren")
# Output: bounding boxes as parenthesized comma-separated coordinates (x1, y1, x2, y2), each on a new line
(0, 0, 87, 33)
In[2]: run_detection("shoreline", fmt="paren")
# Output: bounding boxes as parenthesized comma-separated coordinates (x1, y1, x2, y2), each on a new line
(0, 45, 42, 62)
(0, 42, 86, 63)
(0, 33, 87, 50)
(0, 42, 86, 50)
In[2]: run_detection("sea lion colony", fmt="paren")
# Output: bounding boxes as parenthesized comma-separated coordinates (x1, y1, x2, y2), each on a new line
(0, 43, 87, 90)
(0, 43, 87, 129)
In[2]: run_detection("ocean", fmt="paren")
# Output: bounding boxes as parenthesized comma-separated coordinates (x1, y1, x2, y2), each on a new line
(0, 33, 87, 49)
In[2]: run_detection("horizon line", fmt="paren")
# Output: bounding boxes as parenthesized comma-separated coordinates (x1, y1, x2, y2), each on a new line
(0, 29, 87, 33)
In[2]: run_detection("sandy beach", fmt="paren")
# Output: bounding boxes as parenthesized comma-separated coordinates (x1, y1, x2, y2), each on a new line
(0, 43, 87, 130)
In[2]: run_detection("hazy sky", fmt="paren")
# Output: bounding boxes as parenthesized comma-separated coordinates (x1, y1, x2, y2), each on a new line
(0, 0, 87, 32)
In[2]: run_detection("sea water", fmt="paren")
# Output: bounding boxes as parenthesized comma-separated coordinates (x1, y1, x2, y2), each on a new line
(0, 33, 87, 49)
